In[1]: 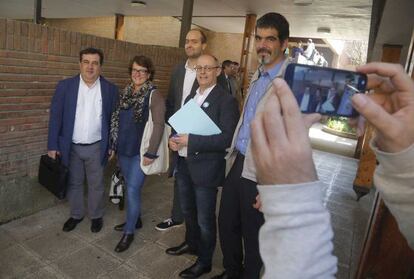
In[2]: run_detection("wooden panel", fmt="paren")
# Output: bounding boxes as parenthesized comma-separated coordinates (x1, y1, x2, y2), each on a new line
(353, 44, 402, 198)
(353, 125, 376, 199)
(115, 14, 124, 40)
(239, 14, 256, 101)
(355, 194, 414, 278)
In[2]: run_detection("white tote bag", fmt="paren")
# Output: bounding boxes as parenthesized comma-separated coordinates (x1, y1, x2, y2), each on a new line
(140, 91, 171, 175)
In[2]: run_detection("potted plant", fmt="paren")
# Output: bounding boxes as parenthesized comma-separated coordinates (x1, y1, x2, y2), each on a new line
(322, 116, 357, 139)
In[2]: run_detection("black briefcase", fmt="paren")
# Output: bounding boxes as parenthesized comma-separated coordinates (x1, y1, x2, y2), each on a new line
(38, 154, 68, 200)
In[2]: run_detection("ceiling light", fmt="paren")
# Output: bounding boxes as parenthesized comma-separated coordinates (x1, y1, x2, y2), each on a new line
(294, 0, 313, 6)
(317, 27, 331, 34)
(130, 1, 146, 7)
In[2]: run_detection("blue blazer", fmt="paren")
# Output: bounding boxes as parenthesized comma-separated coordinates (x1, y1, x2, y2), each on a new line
(47, 75, 119, 167)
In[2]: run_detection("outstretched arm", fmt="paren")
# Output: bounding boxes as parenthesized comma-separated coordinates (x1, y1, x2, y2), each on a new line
(251, 78, 337, 279)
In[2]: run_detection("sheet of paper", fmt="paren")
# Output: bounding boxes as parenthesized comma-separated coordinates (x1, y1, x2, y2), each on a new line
(168, 99, 221, 135)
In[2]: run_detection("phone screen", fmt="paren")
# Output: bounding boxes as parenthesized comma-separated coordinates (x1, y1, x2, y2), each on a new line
(284, 63, 367, 117)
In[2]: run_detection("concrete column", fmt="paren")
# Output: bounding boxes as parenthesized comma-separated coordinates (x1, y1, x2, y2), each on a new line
(178, 0, 194, 48)
(34, 0, 42, 24)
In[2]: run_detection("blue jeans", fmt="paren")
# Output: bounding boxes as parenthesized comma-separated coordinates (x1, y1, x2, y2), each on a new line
(176, 157, 218, 267)
(118, 154, 146, 234)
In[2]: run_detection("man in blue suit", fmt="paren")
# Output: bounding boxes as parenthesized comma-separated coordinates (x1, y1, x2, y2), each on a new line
(47, 47, 118, 233)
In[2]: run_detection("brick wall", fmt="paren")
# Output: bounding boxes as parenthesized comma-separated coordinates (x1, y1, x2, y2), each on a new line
(0, 18, 185, 223)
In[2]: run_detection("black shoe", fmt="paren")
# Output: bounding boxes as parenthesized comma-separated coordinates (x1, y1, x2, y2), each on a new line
(166, 242, 197, 256)
(62, 217, 83, 232)
(91, 218, 103, 233)
(114, 233, 134, 253)
(179, 262, 211, 278)
(210, 271, 240, 279)
(114, 217, 143, 231)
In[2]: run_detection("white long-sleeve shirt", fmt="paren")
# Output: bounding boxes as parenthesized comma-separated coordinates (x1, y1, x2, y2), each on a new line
(258, 142, 414, 278)
(72, 76, 102, 144)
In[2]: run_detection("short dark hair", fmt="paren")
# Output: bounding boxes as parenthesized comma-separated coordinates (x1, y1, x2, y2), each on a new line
(79, 47, 104, 65)
(231, 61, 239, 66)
(256, 13, 290, 43)
(189, 29, 207, 44)
(222, 60, 233, 69)
(128, 55, 155, 81)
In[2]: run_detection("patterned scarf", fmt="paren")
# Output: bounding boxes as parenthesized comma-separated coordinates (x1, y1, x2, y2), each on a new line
(110, 80, 156, 149)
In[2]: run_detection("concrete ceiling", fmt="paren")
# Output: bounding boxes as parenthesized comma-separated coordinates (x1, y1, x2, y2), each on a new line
(0, 0, 372, 40)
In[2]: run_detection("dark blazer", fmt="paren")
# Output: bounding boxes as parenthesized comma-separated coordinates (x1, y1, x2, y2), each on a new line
(166, 62, 199, 120)
(217, 72, 231, 94)
(184, 84, 239, 187)
(165, 62, 198, 176)
(307, 93, 323, 113)
(47, 75, 118, 167)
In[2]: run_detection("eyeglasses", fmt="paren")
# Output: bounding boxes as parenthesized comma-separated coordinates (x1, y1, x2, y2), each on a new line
(194, 65, 219, 72)
(131, 69, 148, 74)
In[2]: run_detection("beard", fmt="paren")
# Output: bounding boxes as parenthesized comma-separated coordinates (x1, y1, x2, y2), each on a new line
(186, 49, 202, 59)
(256, 48, 281, 65)
(257, 55, 271, 65)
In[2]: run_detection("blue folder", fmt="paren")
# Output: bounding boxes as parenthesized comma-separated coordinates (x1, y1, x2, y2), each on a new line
(168, 100, 222, 135)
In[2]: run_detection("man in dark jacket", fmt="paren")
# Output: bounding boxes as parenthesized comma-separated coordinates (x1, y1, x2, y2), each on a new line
(167, 54, 239, 278)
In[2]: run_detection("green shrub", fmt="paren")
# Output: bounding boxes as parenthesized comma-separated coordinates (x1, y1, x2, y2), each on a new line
(326, 117, 356, 134)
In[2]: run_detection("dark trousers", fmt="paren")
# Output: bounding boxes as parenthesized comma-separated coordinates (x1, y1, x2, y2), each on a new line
(171, 179, 184, 223)
(218, 152, 264, 279)
(176, 157, 218, 267)
(170, 152, 184, 223)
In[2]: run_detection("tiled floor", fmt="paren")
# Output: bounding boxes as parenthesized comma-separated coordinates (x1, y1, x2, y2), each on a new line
(0, 148, 374, 279)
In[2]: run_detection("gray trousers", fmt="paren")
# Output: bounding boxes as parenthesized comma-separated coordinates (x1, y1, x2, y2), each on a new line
(67, 142, 105, 219)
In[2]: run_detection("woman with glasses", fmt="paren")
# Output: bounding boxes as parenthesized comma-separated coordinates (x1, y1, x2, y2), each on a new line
(110, 55, 165, 252)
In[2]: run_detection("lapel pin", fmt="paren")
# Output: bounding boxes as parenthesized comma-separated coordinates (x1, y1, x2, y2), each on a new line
(202, 102, 209, 108)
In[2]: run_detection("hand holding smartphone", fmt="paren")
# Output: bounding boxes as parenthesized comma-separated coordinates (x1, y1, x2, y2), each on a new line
(284, 63, 367, 117)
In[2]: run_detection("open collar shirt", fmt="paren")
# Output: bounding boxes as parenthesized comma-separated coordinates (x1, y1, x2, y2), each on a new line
(72, 75, 102, 144)
(181, 60, 197, 108)
(235, 60, 284, 155)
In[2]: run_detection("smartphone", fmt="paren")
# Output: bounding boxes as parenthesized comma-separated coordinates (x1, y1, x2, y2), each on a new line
(284, 63, 367, 117)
